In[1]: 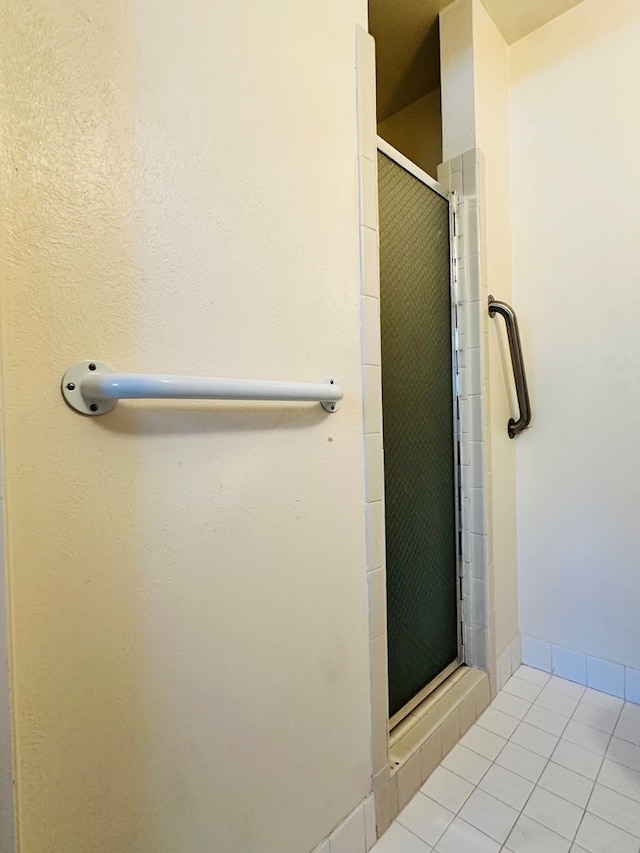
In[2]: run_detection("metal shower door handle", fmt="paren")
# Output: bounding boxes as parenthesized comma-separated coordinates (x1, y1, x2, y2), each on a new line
(488, 296, 532, 438)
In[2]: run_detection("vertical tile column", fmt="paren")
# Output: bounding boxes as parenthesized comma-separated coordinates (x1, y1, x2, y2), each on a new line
(438, 149, 520, 696)
(439, 150, 523, 697)
(355, 25, 393, 841)
(439, 151, 495, 684)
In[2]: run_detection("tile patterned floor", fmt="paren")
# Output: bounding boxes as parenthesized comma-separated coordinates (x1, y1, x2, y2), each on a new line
(372, 666, 640, 853)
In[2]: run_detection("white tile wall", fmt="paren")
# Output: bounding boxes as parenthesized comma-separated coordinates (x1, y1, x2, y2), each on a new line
(364, 433, 384, 503)
(521, 636, 640, 704)
(362, 365, 383, 435)
(311, 795, 376, 853)
(359, 156, 379, 231)
(365, 500, 384, 573)
(521, 637, 552, 673)
(327, 800, 367, 853)
(360, 226, 380, 299)
(364, 795, 377, 851)
(362, 295, 382, 367)
(368, 568, 386, 641)
(439, 151, 503, 693)
(587, 657, 625, 699)
(355, 23, 387, 847)
(397, 752, 423, 811)
(552, 646, 587, 685)
(625, 668, 640, 705)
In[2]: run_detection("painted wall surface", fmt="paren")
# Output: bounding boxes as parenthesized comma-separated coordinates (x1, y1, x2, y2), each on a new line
(440, 0, 476, 162)
(471, 0, 518, 662)
(377, 90, 443, 180)
(0, 401, 14, 850)
(0, 1, 371, 851)
(511, 0, 640, 669)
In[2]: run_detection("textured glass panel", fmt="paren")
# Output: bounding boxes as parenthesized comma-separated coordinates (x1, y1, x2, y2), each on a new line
(378, 151, 458, 718)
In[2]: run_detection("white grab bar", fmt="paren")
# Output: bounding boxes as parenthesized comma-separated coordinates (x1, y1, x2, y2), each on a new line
(62, 361, 343, 416)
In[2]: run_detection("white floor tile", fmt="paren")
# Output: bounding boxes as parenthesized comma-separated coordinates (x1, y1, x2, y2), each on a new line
(535, 688, 579, 718)
(478, 764, 535, 811)
(537, 762, 594, 809)
(511, 722, 559, 759)
(460, 724, 506, 761)
(375, 674, 640, 853)
(515, 666, 551, 687)
(505, 814, 571, 853)
(458, 788, 519, 844)
(491, 691, 532, 721)
(397, 795, 454, 848)
(622, 701, 640, 723)
(441, 745, 491, 785)
(551, 740, 603, 780)
(547, 676, 585, 701)
(587, 783, 640, 838)
(562, 721, 611, 757)
(597, 758, 640, 804)
(581, 688, 624, 715)
(572, 703, 619, 735)
(523, 787, 583, 840)
(476, 707, 519, 739)
(614, 716, 640, 746)
(503, 677, 544, 703)
(523, 704, 569, 737)
(574, 811, 639, 853)
(434, 816, 500, 853)
(495, 742, 547, 782)
(606, 736, 640, 772)
(420, 767, 473, 814)
(371, 822, 433, 853)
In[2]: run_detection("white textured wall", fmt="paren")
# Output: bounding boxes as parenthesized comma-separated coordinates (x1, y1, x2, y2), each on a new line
(0, 1, 371, 851)
(377, 90, 443, 179)
(511, 0, 640, 669)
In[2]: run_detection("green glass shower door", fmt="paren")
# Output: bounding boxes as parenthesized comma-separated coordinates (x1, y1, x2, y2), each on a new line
(378, 147, 459, 722)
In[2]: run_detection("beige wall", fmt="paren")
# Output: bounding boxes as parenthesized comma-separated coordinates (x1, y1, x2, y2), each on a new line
(511, 0, 640, 671)
(440, 0, 476, 161)
(0, 1, 372, 851)
(377, 90, 443, 179)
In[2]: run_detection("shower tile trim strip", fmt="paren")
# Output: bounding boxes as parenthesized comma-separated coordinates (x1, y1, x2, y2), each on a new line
(355, 25, 388, 850)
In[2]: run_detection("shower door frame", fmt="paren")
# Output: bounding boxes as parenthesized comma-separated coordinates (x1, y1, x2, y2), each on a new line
(377, 137, 465, 729)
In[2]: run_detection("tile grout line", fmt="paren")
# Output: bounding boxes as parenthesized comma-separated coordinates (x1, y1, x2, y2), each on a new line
(380, 671, 640, 853)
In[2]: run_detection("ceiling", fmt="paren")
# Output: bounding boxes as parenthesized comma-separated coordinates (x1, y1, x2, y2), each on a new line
(370, 0, 586, 121)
